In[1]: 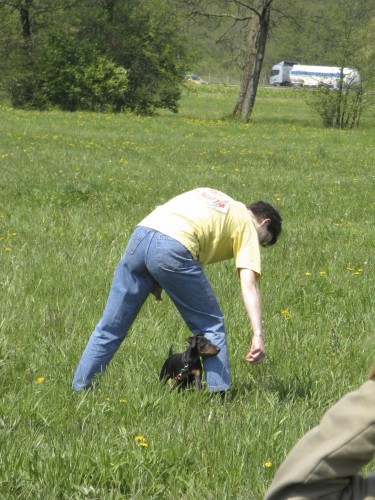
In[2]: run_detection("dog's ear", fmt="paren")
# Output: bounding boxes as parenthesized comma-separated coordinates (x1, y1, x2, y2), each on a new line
(187, 336, 197, 347)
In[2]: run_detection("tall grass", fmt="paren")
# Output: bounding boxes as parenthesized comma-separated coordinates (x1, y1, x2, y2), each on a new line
(1, 86, 374, 499)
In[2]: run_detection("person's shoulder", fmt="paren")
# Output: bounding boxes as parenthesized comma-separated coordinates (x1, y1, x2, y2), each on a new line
(229, 200, 251, 219)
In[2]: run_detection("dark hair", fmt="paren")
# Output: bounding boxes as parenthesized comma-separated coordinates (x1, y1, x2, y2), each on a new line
(247, 201, 282, 246)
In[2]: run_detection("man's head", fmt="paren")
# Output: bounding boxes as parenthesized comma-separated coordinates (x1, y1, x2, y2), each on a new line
(247, 201, 282, 247)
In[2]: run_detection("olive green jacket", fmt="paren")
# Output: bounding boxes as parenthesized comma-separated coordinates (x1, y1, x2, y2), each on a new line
(265, 380, 375, 500)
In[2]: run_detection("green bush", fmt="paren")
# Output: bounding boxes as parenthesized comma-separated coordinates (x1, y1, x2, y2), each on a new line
(307, 86, 365, 129)
(115, 1, 186, 115)
(8, 33, 129, 112)
(80, 57, 128, 112)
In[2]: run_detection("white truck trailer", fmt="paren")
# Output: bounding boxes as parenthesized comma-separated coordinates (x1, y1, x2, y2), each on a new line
(289, 65, 361, 88)
(270, 62, 360, 88)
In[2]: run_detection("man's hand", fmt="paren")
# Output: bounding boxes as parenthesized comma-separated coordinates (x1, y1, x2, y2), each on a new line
(245, 334, 266, 364)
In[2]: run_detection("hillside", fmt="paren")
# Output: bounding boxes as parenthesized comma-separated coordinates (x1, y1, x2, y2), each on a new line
(182, 0, 375, 86)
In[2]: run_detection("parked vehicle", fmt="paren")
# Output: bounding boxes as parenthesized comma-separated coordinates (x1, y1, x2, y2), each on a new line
(184, 74, 209, 85)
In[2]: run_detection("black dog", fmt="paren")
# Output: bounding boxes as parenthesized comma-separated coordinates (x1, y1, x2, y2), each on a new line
(159, 333, 221, 391)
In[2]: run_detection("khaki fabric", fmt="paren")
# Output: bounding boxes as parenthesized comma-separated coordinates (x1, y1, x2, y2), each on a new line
(265, 380, 375, 500)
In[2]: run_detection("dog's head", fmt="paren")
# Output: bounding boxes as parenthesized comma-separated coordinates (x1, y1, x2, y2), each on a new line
(187, 333, 221, 357)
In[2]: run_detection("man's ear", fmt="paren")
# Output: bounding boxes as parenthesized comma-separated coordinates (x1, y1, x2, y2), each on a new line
(261, 217, 271, 227)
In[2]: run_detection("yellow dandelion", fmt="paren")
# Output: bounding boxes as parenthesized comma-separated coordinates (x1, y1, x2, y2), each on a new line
(264, 461, 273, 468)
(305, 272, 312, 276)
(135, 435, 149, 447)
(5, 247, 12, 252)
(319, 271, 326, 276)
(347, 267, 354, 271)
(281, 309, 291, 319)
(36, 377, 45, 383)
(105, 397, 111, 401)
(119, 399, 127, 403)
(135, 435, 147, 441)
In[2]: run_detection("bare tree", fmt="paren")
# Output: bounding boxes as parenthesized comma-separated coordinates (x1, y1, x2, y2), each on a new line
(183, 0, 275, 122)
(233, 0, 273, 121)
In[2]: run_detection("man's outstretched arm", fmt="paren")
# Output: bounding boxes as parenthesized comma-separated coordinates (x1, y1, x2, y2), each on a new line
(239, 268, 266, 365)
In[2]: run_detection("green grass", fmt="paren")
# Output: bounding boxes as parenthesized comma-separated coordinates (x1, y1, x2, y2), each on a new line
(1, 86, 374, 499)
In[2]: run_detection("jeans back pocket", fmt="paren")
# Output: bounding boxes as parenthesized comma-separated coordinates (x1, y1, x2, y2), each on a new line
(125, 226, 150, 255)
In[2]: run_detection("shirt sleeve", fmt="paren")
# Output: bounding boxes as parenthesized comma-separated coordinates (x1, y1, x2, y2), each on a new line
(232, 223, 261, 275)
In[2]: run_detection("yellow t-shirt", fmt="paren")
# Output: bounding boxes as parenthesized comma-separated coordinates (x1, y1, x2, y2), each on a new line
(139, 188, 261, 275)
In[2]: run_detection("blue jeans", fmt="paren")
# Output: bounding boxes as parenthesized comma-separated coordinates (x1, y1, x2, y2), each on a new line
(72, 226, 230, 393)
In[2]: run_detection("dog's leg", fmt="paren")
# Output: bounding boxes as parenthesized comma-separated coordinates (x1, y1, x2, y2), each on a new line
(195, 375, 202, 391)
(190, 368, 202, 391)
(159, 360, 170, 382)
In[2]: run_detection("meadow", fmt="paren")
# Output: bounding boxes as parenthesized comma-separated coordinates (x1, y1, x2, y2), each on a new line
(1, 85, 374, 499)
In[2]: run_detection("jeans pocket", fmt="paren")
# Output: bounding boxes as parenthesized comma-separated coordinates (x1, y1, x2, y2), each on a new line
(125, 226, 150, 255)
(156, 235, 196, 271)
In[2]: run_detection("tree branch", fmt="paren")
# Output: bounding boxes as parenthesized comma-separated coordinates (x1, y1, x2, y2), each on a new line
(191, 10, 253, 22)
(232, 0, 276, 20)
(233, 0, 260, 17)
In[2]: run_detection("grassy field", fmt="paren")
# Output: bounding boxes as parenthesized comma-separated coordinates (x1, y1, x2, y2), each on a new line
(1, 86, 374, 499)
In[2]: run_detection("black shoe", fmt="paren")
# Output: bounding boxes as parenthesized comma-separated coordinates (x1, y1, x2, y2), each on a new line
(211, 390, 229, 401)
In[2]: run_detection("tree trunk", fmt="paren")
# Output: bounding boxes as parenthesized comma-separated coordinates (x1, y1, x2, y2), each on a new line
(104, 0, 116, 23)
(233, 1, 271, 122)
(19, 0, 35, 105)
(20, 0, 33, 42)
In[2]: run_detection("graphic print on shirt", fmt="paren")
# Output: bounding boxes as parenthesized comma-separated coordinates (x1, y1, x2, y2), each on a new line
(194, 188, 231, 214)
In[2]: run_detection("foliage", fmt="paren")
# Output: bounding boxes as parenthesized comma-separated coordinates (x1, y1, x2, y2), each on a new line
(112, 0, 187, 114)
(1, 0, 373, 116)
(6, 32, 129, 111)
(307, 86, 365, 129)
(301, 0, 374, 129)
(37, 32, 128, 112)
(180, 0, 375, 90)
(0, 0, 189, 114)
(1, 86, 374, 498)
(265, 0, 375, 89)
